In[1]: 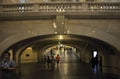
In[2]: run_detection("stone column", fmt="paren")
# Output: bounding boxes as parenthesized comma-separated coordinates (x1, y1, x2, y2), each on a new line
(32, 46, 40, 64)
(56, 14, 65, 34)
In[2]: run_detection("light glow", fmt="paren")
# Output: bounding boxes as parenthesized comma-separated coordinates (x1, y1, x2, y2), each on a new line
(53, 23, 57, 28)
(93, 51, 97, 58)
(59, 35, 63, 40)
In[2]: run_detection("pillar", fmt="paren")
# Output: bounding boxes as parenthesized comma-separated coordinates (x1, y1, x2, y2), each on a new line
(56, 13, 65, 34)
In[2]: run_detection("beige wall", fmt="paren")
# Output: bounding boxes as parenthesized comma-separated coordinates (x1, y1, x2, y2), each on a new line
(21, 47, 38, 63)
(0, 20, 120, 54)
(9, 49, 13, 59)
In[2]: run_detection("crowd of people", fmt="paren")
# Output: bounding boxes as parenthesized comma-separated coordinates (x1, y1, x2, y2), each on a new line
(0, 50, 103, 79)
(42, 54, 61, 69)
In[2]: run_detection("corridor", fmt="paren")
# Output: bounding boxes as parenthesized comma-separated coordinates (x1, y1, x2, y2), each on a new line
(0, 0, 120, 79)
(17, 49, 119, 79)
(18, 62, 118, 79)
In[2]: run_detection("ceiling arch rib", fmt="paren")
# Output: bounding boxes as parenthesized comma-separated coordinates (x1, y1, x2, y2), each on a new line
(2, 35, 117, 58)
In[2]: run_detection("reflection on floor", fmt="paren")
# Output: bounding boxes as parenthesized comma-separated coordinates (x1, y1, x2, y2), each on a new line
(15, 62, 119, 79)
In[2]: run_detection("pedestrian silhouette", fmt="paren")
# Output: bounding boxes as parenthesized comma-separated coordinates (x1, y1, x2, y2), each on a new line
(56, 54, 60, 66)
(47, 56, 51, 68)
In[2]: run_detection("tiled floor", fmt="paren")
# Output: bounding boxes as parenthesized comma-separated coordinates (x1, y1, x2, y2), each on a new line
(15, 62, 119, 79)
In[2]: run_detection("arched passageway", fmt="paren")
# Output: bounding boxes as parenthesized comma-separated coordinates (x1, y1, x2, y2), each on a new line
(0, 34, 119, 79)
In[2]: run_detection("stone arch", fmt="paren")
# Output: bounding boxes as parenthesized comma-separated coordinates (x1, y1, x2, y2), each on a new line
(0, 27, 120, 56)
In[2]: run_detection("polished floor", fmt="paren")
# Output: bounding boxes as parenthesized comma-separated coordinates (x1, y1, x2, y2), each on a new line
(0, 52, 119, 79)
(15, 62, 119, 79)
(0, 51, 119, 79)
